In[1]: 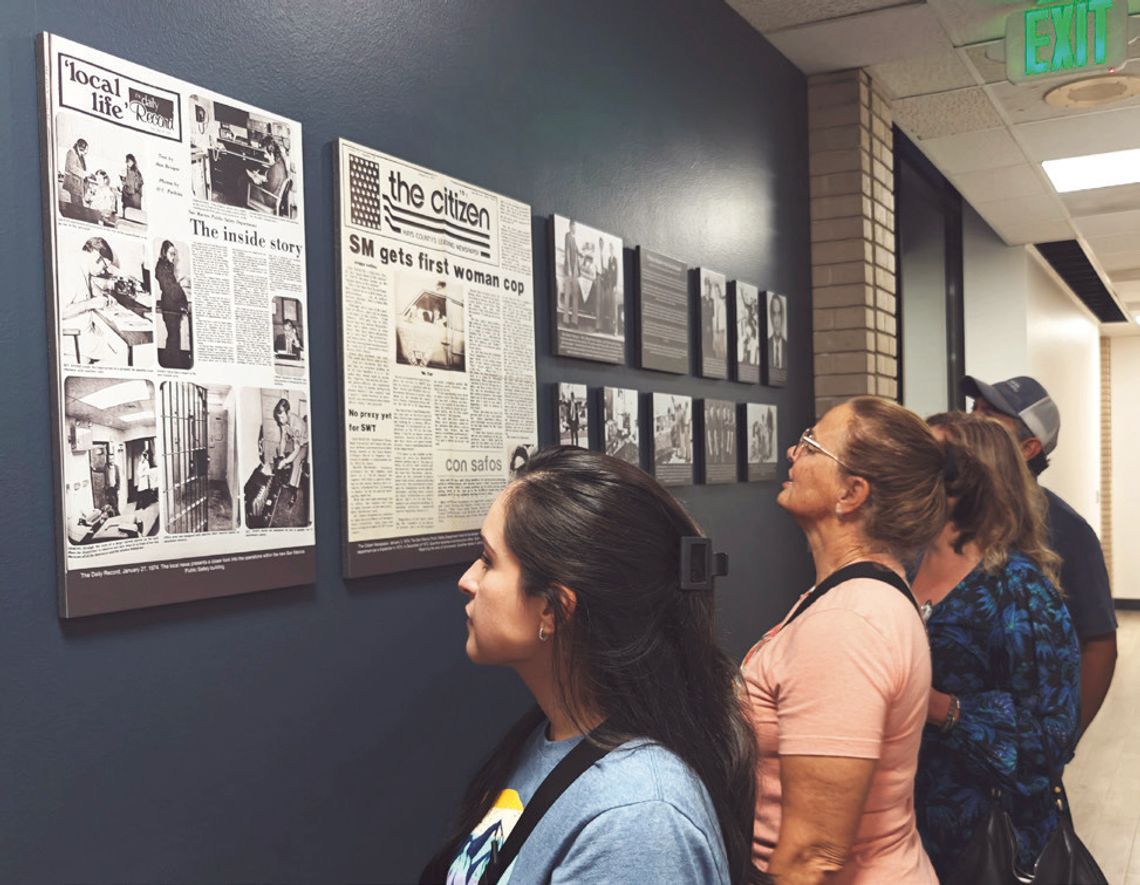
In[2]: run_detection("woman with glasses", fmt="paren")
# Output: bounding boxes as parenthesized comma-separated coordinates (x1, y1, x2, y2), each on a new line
(913, 413, 1078, 879)
(741, 397, 987, 883)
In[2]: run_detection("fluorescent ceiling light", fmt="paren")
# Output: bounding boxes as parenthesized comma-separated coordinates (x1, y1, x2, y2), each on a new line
(1043, 149, 1140, 193)
(81, 380, 151, 410)
(121, 411, 155, 423)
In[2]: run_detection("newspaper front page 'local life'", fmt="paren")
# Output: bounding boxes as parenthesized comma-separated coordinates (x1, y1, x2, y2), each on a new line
(40, 33, 316, 617)
(336, 139, 537, 577)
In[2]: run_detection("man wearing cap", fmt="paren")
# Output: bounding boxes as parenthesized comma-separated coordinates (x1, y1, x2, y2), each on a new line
(964, 374, 1117, 738)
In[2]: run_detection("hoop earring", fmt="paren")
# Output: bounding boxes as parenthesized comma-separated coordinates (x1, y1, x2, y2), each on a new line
(538, 625, 549, 642)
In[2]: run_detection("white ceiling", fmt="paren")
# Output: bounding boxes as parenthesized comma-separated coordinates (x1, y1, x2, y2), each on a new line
(728, 0, 1140, 328)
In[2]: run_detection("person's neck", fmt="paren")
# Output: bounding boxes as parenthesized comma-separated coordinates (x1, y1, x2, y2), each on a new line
(803, 519, 901, 585)
(911, 522, 982, 606)
(516, 660, 603, 742)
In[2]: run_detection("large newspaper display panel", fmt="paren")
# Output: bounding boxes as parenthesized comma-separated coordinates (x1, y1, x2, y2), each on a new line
(39, 34, 316, 617)
(336, 140, 537, 577)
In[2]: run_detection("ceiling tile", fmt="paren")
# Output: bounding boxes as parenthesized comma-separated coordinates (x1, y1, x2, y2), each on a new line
(973, 193, 1069, 237)
(1014, 107, 1140, 161)
(953, 163, 1048, 200)
(1085, 231, 1140, 256)
(1094, 250, 1140, 271)
(929, 0, 1030, 46)
(894, 86, 1006, 139)
(1109, 266, 1140, 282)
(918, 126, 1027, 173)
(1076, 209, 1140, 238)
(988, 76, 1140, 125)
(765, 5, 952, 75)
(963, 42, 1007, 84)
(1060, 181, 1140, 216)
(727, 0, 915, 34)
(868, 50, 977, 98)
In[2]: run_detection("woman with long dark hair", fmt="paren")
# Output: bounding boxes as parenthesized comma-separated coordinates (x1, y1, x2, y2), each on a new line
(913, 413, 1078, 879)
(422, 446, 759, 884)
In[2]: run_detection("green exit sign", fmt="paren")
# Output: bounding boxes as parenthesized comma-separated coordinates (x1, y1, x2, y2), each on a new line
(1006, 0, 1128, 83)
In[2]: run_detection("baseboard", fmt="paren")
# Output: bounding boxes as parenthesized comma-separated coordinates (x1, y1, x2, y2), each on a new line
(1115, 598, 1140, 611)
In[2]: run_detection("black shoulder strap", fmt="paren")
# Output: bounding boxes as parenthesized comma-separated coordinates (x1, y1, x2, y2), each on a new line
(785, 561, 919, 628)
(478, 735, 611, 885)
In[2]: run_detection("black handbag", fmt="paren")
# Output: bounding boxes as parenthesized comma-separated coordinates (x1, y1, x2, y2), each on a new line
(1023, 786, 1106, 885)
(943, 789, 1021, 885)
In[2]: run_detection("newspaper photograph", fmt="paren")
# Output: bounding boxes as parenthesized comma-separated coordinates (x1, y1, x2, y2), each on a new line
(39, 34, 315, 617)
(336, 139, 537, 577)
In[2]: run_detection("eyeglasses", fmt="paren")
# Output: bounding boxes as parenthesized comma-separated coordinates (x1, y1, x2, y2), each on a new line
(792, 427, 857, 473)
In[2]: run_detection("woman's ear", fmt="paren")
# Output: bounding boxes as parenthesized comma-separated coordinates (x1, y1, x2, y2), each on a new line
(836, 474, 871, 517)
(541, 584, 578, 637)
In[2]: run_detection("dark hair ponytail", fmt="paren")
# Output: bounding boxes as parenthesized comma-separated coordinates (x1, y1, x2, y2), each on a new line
(422, 447, 759, 884)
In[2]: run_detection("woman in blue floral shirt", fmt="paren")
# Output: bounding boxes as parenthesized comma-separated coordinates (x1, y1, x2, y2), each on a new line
(911, 412, 1079, 879)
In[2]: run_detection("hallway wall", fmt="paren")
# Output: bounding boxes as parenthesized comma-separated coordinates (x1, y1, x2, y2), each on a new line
(1111, 336, 1140, 599)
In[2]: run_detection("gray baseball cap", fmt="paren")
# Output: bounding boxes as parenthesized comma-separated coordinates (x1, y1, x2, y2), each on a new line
(962, 375, 1060, 456)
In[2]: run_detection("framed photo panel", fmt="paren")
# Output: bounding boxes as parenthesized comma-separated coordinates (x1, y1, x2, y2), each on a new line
(651, 393, 693, 486)
(601, 386, 640, 465)
(744, 402, 778, 481)
(636, 247, 689, 374)
(702, 399, 737, 484)
(551, 215, 624, 364)
(697, 268, 728, 379)
(763, 291, 788, 387)
(734, 281, 760, 384)
(554, 383, 589, 449)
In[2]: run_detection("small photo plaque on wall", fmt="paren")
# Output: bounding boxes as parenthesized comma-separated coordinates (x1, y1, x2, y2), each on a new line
(734, 281, 761, 384)
(550, 215, 625, 364)
(636, 247, 689, 374)
(697, 269, 729, 379)
(744, 402, 779, 482)
(651, 392, 693, 486)
(702, 399, 737, 484)
(601, 386, 640, 466)
(763, 291, 788, 387)
(554, 383, 590, 449)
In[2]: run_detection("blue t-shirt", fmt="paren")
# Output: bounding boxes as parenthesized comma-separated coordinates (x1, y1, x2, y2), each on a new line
(1043, 487, 1116, 641)
(447, 724, 729, 885)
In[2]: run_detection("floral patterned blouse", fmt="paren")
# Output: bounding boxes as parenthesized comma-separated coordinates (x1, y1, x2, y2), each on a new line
(915, 552, 1080, 879)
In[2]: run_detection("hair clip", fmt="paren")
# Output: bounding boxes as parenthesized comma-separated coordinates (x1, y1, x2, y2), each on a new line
(679, 537, 729, 592)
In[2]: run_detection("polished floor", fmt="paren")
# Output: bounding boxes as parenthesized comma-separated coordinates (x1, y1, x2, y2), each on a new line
(1066, 609, 1140, 884)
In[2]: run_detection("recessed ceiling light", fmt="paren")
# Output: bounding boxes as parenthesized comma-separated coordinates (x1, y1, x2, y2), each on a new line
(121, 411, 155, 423)
(1042, 149, 1140, 193)
(1044, 74, 1140, 110)
(80, 380, 151, 411)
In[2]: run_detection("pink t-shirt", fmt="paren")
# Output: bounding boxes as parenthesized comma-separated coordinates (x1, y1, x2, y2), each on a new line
(741, 577, 937, 884)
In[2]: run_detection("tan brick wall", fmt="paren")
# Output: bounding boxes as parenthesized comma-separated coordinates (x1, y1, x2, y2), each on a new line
(1100, 338, 1112, 583)
(808, 70, 897, 419)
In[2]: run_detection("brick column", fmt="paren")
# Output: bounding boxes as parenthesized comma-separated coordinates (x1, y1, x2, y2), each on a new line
(808, 70, 898, 419)
(1100, 337, 1113, 582)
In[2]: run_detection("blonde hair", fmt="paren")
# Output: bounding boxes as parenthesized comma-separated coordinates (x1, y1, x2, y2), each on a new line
(927, 412, 1062, 592)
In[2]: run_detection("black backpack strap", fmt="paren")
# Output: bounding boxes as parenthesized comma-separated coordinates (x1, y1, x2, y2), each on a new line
(478, 735, 611, 885)
(785, 561, 919, 628)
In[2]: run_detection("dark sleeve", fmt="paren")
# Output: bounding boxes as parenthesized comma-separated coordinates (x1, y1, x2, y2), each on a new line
(941, 568, 1079, 791)
(1047, 492, 1117, 640)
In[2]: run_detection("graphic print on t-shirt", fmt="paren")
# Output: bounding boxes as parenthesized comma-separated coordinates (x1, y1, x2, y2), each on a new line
(448, 789, 524, 885)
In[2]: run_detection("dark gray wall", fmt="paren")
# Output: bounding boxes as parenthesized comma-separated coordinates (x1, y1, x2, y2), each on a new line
(0, 1, 813, 880)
